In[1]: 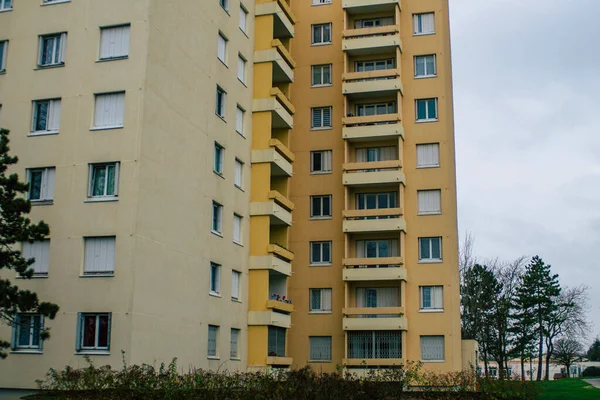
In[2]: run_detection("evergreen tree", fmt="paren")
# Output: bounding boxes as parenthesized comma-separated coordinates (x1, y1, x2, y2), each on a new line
(0, 129, 59, 358)
(510, 275, 537, 380)
(588, 337, 600, 361)
(515, 256, 561, 380)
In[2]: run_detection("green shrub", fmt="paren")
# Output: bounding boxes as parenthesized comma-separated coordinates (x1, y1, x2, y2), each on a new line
(582, 366, 600, 377)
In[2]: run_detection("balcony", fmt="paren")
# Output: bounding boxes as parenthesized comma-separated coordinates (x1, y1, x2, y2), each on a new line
(255, 0, 296, 39)
(343, 208, 405, 233)
(266, 299, 294, 313)
(249, 254, 292, 276)
(253, 88, 294, 129)
(268, 243, 294, 262)
(266, 356, 294, 366)
(254, 40, 295, 83)
(343, 114, 403, 142)
(252, 145, 293, 177)
(343, 69, 403, 99)
(342, 26, 402, 56)
(248, 310, 292, 329)
(343, 358, 403, 367)
(251, 200, 292, 226)
(343, 264, 407, 281)
(343, 0, 401, 14)
(343, 308, 407, 331)
(343, 160, 404, 186)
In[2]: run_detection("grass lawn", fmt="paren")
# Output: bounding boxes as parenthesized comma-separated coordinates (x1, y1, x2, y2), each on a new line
(538, 378, 599, 400)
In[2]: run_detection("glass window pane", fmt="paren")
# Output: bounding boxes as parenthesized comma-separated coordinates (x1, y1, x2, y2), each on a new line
(323, 24, 331, 42)
(322, 242, 331, 263)
(322, 196, 331, 216)
(366, 194, 377, 209)
(83, 315, 97, 347)
(31, 316, 41, 347)
(35, 102, 48, 131)
(312, 152, 322, 171)
(311, 290, 321, 310)
(30, 171, 43, 200)
(106, 165, 116, 196)
(366, 241, 377, 258)
(426, 56, 435, 75)
(417, 100, 427, 120)
(378, 194, 389, 209)
(323, 66, 330, 84)
(311, 243, 321, 263)
(420, 238, 431, 259)
(431, 238, 441, 259)
(428, 99, 437, 119)
(378, 240, 389, 257)
(92, 167, 106, 196)
(313, 66, 321, 85)
(357, 194, 365, 209)
(312, 197, 322, 216)
(18, 315, 32, 346)
(98, 315, 109, 347)
(416, 57, 425, 76)
(422, 287, 432, 308)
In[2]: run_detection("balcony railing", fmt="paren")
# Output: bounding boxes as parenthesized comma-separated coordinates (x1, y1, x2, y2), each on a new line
(342, 69, 403, 97)
(343, 113, 401, 127)
(346, 331, 402, 359)
(343, 264, 407, 281)
(342, 25, 402, 55)
(344, 257, 404, 268)
(268, 243, 294, 262)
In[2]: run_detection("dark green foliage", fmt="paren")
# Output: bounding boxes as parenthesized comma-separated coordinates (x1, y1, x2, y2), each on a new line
(29, 358, 542, 400)
(582, 366, 600, 377)
(0, 128, 59, 358)
(587, 338, 600, 361)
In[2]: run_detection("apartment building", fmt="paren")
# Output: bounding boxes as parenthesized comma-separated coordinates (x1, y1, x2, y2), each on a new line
(0, 0, 254, 388)
(0, 0, 469, 389)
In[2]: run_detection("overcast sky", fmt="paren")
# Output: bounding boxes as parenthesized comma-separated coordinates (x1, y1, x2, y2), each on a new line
(450, 0, 600, 341)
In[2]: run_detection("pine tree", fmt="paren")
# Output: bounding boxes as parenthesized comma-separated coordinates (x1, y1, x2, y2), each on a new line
(510, 275, 537, 380)
(588, 337, 600, 361)
(515, 256, 561, 380)
(0, 128, 59, 359)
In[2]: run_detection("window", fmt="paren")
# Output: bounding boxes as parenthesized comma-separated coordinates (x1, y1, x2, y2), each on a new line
(219, 0, 229, 12)
(416, 143, 440, 168)
(420, 286, 443, 311)
(311, 150, 332, 174)
(217, 32, 228, 63)
(356, 192, 398, 211)
(311, 106, 332, 129)
(309, 288, 332, 313)
(421, 336, 444, 361)
(312, 23, 332, 45)
(32, 99, 61, 134)
(22, 240, 50, 276)
(236, 106, 245, 135)
(419, 237, 442, 262)
(416, 98, 438, 121)
(355, 146, 397, 163)
(210, 262, 221, 295)
(237, 54, 246, 83)
(38, 33, 66, 66)
(239, 5, 248, 33)
(356, 59, 394, 72)
(268, 326, 286, 357)
(414, 13, 435, 35)
(233, 214, 242, 244)
(216, 86, 227, 118)
(356, 239, 399, 259)
(43, 0, 67, 3)
(356, 287, 399, 308)
(310, 336, 332, 361)
(0, 0, 12, 11)
(312, 0, 332, 4)
(83, 237, 116, 275)
(214, 143, 224, 174)
(99, 25, 130, 60)
(88, 163, 119, 199)
(348, 331, 402, 359)
(354, 17, 394, 29)
(93, 92, 125, 129)
(230, 328, 240, 359)
(356, 102, 396, 117)
(76, 313, 111, 352)
(12, 314, 43, 351)
(0, 40, 7, 72)
(310, 241, 331, 265)
(27, 167, 55, 202)
(417, 190, 441, 215)
(312, 64, 331, 86)
(208, 325, 219, 358)
(415, 55, 436, 78)
(310, 195, 332, 219)
(234, 159, 244, 188)
(231, 270, 241, 300)
(212, 202, 223, 234)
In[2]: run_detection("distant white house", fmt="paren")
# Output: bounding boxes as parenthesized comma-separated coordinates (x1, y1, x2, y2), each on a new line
(478, 359, 600, 380)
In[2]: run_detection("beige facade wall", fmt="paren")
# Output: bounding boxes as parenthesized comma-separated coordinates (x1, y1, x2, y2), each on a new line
(0, 0, 254, 388)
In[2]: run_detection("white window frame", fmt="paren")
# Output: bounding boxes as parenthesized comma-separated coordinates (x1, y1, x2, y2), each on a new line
(22, 240, 50, 276)
(88, 162, 120, 199)
(312, 0, 332, 5)
(233, 214, 243, 245)
(214, 142, 224, 175)
(310, 241, 332, 266)
(416, 143, 440, 168)
(210, 262, 221, 296)
(311, 106, 332, 130)
(237, 53, 247, 84)
(38, 33, 66, 67)
(414, 54, 436, 78)
(208, 325, 219, 358)
(355, 59, 394, 72)
(31, 99, 61, 135)
(0, 40, 7, 72)
(419, 237, 442, 263)
(416, 98, 438, 122)
(93, 92, 126, 130)
(231, 270, 241, 300)
(309, 336, 332, 361)
(236, 105, 245, 136)
(417, 189, 442, 215)
(309, 288, 332, 313)
(77, 313, 111, 352)
(83, 236, 116, 276)
(310, 150, 332, 174)
(212, 202, 223, 235)
(239, 5, 248, 34)
(99, 24, 131, 61)
(413, 13, 435, 36)
(12, 314, 44, 351)
(216, 86, 227, 119)
(27, 167, 55, 202)
(311, 23, 332, 45)
(420, 286, 444, 311)
(217, 32, 228, 64)
(420, 335, 445, 362)
(230, 328, 240, 359)
(0, 0, 12, 11)
(234, 158, 244, 189)
(311, 64, 332, 87)
(310, 195, 332, 219)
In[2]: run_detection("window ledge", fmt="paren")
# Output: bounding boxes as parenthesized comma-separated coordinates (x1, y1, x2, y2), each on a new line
(80, 273, 114, 278)
(236, 131, 246, 138)
(415, 75, 437, 80)
(75, 351, 110, 356)
(311, 2, 332, 5)
(207, 356, 221, 360)
(0, 8, 14, 13)
(231, 298, 242, 303)
(34, 63, 65, 70)
(10, 350, 43, 354)
(309, 311, 332, 315)
(209, 292, 222, 298)
(239, 28, 249, 38)
(420, 309, 444, 313)
(16, 275, 48, 279)
(214, 171, 225, 179)
(310, 171, 332, 175)
(41, 0, 71, 6)
(238, 79, 247, 87)
(211, 231, 223, 238)
(415, 119, 439, 124)
(0, 70, 6, 75)
(217, 58, 228, 68)
(416, 165, 439, 169)
(417, 212, 442, 216)
(233, 241, 243, 247)
(418, 260, 443, 264)
(309, 263, 332, 267)
(84, 197, 118, 203)
(216, 113, 227, 122)
(230, 357, 242, 361)
(90, 126, 124, 131)
(413, 32, 436, 37)
(31, 200, 54, 206)
(310, 216, 332, 221)
(311, 42, 332, 47)
(310, 127, 333, 131)
(28, 131, 59, 137)
(234, 184, 245, 192)
(96, 56, 129, 63)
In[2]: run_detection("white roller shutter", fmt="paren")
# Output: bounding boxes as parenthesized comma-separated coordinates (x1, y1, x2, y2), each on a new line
(417, 143, 440, 167)
(418, 190, 441, 215)
(84, 237, 116, 274)
(100, 25, 130, 59)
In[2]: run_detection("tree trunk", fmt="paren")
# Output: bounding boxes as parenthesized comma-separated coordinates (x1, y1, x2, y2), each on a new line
(520, 356, 526, 381)
(537, 330, 543, 381)
(545, 352, 551, 380)
(566, 363, 571, 378)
